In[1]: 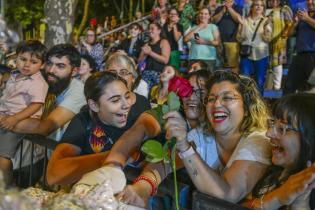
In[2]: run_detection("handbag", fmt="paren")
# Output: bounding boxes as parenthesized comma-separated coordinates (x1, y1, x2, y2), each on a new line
(239, 18, 264, 57)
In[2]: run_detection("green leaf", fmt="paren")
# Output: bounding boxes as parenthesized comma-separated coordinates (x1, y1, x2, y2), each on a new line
(141, 140, 165, 163)
(145, 155, 164, 163)
(162, 104, 169, 115)
(168, 92, 180, 111)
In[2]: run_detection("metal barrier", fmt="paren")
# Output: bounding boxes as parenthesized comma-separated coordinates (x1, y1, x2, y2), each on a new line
(192, 191, 250, 210)
(17, 135, 58, 188)
(97, 15, 151, 39)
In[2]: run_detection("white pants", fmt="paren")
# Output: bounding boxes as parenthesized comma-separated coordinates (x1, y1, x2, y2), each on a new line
(273, 65, 283, 90)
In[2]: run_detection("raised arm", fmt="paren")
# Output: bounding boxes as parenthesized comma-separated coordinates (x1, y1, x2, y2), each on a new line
(249, 163, 315, 210)
(104, 112, 161, 168)
(47, 143, 109, 185)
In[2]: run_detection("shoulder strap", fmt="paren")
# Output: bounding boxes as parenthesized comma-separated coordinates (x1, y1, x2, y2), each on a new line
(251, 18, 264, 42)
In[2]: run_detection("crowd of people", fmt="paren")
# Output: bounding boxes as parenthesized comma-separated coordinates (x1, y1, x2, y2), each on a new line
(0, 0, 314, 209)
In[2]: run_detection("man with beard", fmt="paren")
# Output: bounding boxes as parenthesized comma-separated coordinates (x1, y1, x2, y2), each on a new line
(13, 44, 86, 141)
(284, 0, 315, 94)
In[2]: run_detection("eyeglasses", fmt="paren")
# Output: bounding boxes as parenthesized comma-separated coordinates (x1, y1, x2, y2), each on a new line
(207, 92, 240, 105)
(267, 119, 299, 137)
(108, 69, 132, 77)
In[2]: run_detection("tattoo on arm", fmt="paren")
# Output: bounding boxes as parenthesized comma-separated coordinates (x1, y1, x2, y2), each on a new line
(187, 158, 198, 177)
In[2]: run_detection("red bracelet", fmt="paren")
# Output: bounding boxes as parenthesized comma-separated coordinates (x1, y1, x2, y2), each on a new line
(133, 175, 157, 196)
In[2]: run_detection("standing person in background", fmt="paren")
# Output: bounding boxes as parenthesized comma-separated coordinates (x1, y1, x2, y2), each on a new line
(103, 16, 109, 32)
(111, 16, 117, 30)
(207, 0, 221, 16)
(118, 23, 144, 61)
(266, 0, 293, 90)
(236, 0, 273, 93)
(243, 0, 252, 17)
(78, 28, 104, 71)
(152, 0, 171, 25)
(163, 8, 184, 69)
(212, 0, 242, 73)
(284, 0, 315, 94)
(185, 7, 221, 73)
(175, 0, 196, 32)
(138, 22, 171, 90)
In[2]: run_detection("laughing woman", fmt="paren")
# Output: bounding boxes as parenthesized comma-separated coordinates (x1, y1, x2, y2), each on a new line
(247, 93, 315, 210)
(164, 71, 271, 203)
(46, 72, 149, 185)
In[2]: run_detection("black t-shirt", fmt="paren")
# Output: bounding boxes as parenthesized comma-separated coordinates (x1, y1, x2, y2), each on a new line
(118, 38, 144, 59)
(60, 93, 151, 155)
(214, 5, 242, 42)
(163, 23, 184, 51)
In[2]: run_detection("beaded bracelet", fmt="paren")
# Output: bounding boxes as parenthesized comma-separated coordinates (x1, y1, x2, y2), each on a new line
(133, 175, 158, 196)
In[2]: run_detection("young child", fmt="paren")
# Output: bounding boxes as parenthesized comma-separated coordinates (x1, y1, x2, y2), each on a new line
(0, 40, 48, 185)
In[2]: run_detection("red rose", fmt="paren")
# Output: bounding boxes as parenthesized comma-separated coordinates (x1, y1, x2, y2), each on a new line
(90, 18, 97, 27)
(168, 76, 193, 98)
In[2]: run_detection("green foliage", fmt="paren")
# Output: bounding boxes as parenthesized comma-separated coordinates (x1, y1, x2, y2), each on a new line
(5, 0, 45, 28)
(141, 140, 167, 163)
(141, 91, 181, 210)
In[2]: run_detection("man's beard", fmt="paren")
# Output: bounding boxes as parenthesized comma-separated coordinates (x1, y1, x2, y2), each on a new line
(43, 72, 72, 96)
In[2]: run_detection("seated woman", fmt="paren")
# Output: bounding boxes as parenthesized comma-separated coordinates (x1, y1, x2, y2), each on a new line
(246, 93, 315, 210)
(46, 72, 150, 185)
(150, 65, 181, 106)
(77, 54, 96, 83)
(118, 71, 272, 206)
(106, 52, 149, 99)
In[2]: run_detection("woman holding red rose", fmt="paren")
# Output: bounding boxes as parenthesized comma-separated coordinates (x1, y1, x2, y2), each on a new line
(164, 71, 271, 203)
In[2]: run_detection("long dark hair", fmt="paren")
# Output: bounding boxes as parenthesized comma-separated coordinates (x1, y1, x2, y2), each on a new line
(252, 93, 315, 208)
(186, 69, 211, 132)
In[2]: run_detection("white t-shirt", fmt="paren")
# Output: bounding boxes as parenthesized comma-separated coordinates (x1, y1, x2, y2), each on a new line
(134, 79, 149, 99)
(221, 130, 271, 173)
(187, 129, 271, 173)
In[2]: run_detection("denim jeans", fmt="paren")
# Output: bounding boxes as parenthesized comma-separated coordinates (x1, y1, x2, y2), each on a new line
(240, 56, 269, 92)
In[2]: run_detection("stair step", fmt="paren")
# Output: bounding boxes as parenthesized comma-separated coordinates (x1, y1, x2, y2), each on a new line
(263, 89, 283, 98)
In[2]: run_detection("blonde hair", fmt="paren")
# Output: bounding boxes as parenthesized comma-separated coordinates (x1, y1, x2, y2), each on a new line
(105, 52, 138, 79)
(249, 0, 266, 17)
